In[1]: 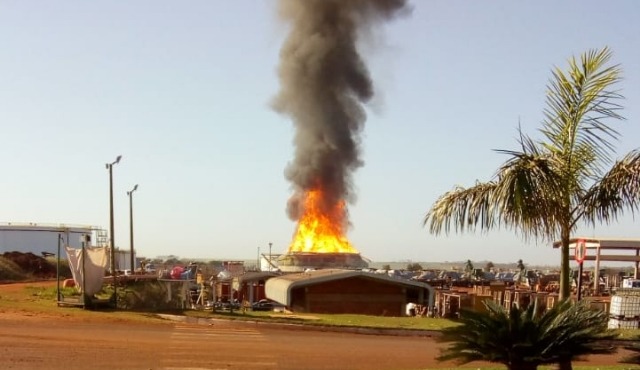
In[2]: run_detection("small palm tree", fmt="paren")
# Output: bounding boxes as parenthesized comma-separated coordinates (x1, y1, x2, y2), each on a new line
(437, 300, 616, 370)
(424, 47, 640, 300)
(621, 336, 640, 365)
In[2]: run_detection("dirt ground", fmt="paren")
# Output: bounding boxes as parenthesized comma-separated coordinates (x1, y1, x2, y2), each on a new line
(0, 281, 627, 370)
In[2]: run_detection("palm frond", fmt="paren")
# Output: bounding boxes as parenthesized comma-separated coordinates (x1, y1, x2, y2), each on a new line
(437, 299, 615, 368)
(537, 300, 616, 363)
(437, 300, 513, 365)
(494, 133, 564, 239)
(423, 182, 498, 235)
(539, 47, 623, 180)
(621, 336, 640, 365)
(580, 149, 640, 225)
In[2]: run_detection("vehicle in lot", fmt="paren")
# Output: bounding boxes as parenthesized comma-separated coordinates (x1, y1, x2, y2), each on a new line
(213, 300, 241, 311)
(145, 264, 157, 274)
(251, 299, 285, 312)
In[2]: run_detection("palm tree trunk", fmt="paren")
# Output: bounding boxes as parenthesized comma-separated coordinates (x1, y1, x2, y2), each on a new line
(559, 230, 571, 300)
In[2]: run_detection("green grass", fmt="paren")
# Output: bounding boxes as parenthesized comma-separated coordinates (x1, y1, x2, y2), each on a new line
(179, 308, 458, 331)
(332, 313, 456, 330)
(191, 309, 640, 336)
(24, 285, 78, 299)
(617, 329, 640, 340)
(0, 282, 166, 324)
(278, 312, 457, 331)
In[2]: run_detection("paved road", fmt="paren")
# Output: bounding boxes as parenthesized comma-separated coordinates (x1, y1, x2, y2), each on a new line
(0, 315, 631, 370)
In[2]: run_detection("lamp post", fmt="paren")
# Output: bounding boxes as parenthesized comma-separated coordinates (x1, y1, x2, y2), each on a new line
(106, 155, 122, 307)
(268, 242, 273, 272)
(127, 184, 138, 274)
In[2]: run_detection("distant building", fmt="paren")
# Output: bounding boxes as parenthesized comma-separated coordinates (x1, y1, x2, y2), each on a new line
(261, 253, 281, 272)
(0, 222, 107, 256)
(234, 271, 280, 304)
(114, 249, 137, 271)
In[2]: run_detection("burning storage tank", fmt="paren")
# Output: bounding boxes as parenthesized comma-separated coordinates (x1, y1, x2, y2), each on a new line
(272, 0, 407, 273)
(278, 252, 368, 272)
(276, 189, 368, 272)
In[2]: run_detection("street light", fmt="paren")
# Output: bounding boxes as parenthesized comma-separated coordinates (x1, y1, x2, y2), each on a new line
(127, 184, 139, 275)
(269, 242, 273, 272)
(106, 155, 122, 307)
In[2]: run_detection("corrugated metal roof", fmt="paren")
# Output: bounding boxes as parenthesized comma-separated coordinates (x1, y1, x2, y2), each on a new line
(552, 238, 640, 249)
(0, 223, 98, 232)
(235, 271, 280, 284)
(265, 269, 434, 306)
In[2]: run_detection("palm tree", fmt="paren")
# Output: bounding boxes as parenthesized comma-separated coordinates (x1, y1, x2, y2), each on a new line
(485, 261, 494, 272)
(424, 47, 640, 300)
(437, 299, 616, 370)
(621, 336, 640, 365)
(464, 259, 474, 273)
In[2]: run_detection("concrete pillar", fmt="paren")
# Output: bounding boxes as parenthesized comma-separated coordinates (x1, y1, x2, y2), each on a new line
(594, 243, 601, 295)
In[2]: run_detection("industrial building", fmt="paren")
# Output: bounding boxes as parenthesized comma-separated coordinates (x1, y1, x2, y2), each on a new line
(0, 223, 106, 256)
(0, 222, 143, 273)
(265, 269, 434, 317)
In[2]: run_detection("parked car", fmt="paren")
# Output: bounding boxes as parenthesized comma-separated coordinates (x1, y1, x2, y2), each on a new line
(145, 264, 157, 274)
(213, 300, 241, 311)
(251, 299, 285, 312)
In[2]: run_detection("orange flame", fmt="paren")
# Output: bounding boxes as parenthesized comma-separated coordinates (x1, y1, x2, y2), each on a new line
(288, 189, 359, 254)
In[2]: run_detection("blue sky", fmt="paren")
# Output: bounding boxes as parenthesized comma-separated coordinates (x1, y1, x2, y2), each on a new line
(1, 1, 638, 265)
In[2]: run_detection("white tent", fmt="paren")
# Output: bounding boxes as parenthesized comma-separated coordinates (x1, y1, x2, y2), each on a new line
(65, 246, 109, 296)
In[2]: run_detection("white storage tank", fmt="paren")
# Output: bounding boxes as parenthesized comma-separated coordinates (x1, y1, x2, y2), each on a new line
(608, 292, 640, 329)
(0, 222, 106, 256)
(608, 317, 640, 329)
(610, 294, 640, 317)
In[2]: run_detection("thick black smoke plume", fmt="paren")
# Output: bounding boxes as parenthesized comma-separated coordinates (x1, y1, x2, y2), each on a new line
(273, 0, 410, 227)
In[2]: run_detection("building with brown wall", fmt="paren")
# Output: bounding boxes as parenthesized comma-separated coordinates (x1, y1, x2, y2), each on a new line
(265, 269, 434, 316)
(234, 271, 280, 304)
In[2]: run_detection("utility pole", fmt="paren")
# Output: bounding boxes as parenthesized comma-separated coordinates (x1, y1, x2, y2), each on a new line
(106, 155, 122, 307)
(127, 184, 139, 273)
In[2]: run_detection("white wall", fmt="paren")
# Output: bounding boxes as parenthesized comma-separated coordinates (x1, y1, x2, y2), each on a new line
(0, 227, 94, 256)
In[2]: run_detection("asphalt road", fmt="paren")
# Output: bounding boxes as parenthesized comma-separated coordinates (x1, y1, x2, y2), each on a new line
(0, 315, 631, 370)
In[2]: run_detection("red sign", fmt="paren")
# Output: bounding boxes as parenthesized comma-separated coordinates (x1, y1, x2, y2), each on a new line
(574, 239, 587, 263)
